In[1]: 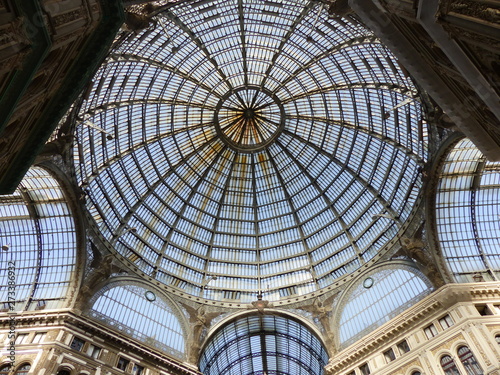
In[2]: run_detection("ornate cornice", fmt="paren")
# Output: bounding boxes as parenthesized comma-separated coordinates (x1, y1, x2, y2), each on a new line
(325, 282, 500, 374)
(0, 310, 201, 375)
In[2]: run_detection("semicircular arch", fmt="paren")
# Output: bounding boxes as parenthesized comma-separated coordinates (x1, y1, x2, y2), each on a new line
(334, 261, 433, 349)
(86, 276, 188, 359)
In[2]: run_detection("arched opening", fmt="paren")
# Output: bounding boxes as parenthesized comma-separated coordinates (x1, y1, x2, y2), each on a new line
(435, 138, 500, 282)
(199, 313, 328, 375)
(457, 346, 482, 375)
(440, 355, 460, 375)
(87, 281, 186, 359)
(338, 266, 432, 348)
(14, 364, 31, 375)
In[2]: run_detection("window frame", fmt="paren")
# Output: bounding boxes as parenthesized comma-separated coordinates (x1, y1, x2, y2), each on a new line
(439, 314, 454, 329)
(70, 336, 85, 352)
(86, 343, 102, 359)
(359, 363, 370, 375)
(457, 346, 483, 375)
(32, 332, 47, 344)
(116, 357, 131, 371)
(383, 348, 396, 363)
(132, 364, 145, 375)
(14, 363, 31, 375)
(397, 339, 410, 355)
(424, 324, 438, 339)
(15, 334, 29, 345)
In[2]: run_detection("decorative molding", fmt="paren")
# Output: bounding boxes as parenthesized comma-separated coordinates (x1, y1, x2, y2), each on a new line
(430, 332, 465, 355)
(467, 329, 492, 366)
(387, 358, 423, 375)
(424, 355, 436, 375)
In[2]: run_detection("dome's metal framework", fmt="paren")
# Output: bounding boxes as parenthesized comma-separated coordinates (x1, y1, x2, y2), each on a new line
(74, 0, 428, 304)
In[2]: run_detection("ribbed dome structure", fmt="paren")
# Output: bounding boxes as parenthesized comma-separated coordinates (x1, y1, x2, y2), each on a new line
(74, 0, 428, 303)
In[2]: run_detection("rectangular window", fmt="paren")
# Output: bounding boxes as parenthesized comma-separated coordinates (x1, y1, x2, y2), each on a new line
(359, 363, 370, 375)
(475, 304, 493, 315)
(424, 324, 438, 339)
(15, 334, 28, 345)
(383, 348, 396, 363)
(117, 357, 130, 371)
(32, 332, 46, 344)
(439, 314, 454, 329)
(397, 340, 410, 355)
(70, 336, 85, 351)
(132, 365, 145, 375)
(87, 344, 102, 359)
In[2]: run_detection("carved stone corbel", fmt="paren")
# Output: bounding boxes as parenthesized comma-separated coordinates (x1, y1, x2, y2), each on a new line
(400, 237, 445, 288)
(328, 0, 353, 17)
(74, 254, 118, 312)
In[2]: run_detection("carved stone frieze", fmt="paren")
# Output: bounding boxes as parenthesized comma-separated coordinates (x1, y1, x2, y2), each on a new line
(430, 332, 465, 355)
(298, 295, 338, 355)
(439, 0, 500, 24)
(0, 17, 31, 48)
(467, 329, 492, 366)
(327, 0, 353, 17)
(0, 46, 30, 72)
(53, 9, 85, 27)
(74, 253, 118, 311)
(400, 236, 445, 288)
(180, 304, 222, 364)
(387, 358, 423, 375)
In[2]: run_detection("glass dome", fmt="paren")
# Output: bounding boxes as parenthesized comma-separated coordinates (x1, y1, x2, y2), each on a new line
(199, 313, 329, 375)
(74, 0, 428, 303)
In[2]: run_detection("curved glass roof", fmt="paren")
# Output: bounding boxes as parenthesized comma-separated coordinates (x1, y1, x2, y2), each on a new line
(88, 282, 186, 359)
(199, 313, 328, 375)
(74, 0, 428, 303)
(436, 138, 500, 282)
(338, 267, 432, 348)
(0, 167, 77, 311)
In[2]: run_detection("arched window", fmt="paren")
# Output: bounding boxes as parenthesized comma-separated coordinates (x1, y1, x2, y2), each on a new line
(14, 364, 31, 375)
(339, 268, 432, 347)
(57, 370, 71, 375)
(411, 371, 421, 375)
(88, 283, 185, 359)
(441, 355, 461, 375)
(0, 365, 11, 375)
(495, 335, 500, 344)
(457, 346, 482, 375)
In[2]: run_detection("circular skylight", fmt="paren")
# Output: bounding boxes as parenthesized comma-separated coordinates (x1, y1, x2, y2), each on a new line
(74, 0, 428, 303)
(215, 87, 285, 152)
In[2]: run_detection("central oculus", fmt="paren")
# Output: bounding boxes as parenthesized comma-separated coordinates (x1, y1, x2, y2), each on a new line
(215, 87, 285, 152)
